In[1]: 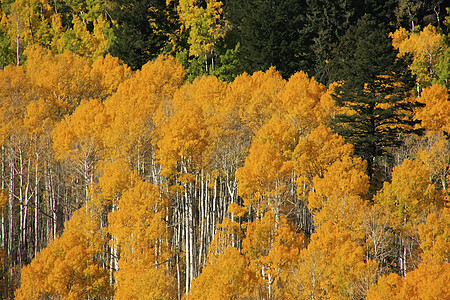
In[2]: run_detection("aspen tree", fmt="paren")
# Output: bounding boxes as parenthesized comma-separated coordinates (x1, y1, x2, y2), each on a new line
(15, 200, 112, 300)
(390, 25, 447, 89)
(108, 175, 176, 299)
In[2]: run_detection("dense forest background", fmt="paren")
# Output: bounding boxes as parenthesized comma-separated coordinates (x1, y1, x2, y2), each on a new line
(0, 0, 449, 299)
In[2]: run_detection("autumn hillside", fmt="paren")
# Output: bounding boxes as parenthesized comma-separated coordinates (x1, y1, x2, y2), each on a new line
(1, 1, 450, 299)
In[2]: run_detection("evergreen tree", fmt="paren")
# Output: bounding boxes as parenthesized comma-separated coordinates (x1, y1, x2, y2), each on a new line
(108, 0, 179, 70)
(330, 16, 423, 188)
(306, 0, 398, 84)
(224, 0, 312, 78)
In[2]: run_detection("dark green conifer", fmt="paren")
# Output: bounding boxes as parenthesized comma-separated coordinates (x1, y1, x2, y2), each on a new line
(330, 16, 423, 190)
(108, 0, 179, 70)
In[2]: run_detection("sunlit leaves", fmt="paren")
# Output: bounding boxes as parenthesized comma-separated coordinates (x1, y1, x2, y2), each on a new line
(308, 156, 369, 232)
(242, 211, 306, 299)
(15, 202, 112, 300)
(108, 175, 175, 299)
(390, 25, 446, 88)
(294, 125, 354, 197)
(415, 83, 450, 133)
(177, 0, 228, 57)
(418, 207, 450, 264)
(290, 222, 375, 300)
(236, 140, 292, 212)
(189, 247, 255, 299)
(374, 159, 438, 233)
(104, 55, 184, 165)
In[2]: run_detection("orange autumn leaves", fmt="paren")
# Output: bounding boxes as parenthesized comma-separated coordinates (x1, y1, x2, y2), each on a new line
(10, 45, 450, 299)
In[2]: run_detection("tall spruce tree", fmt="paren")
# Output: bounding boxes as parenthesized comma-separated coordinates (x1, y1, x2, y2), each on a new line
(330, 16, 423, 190)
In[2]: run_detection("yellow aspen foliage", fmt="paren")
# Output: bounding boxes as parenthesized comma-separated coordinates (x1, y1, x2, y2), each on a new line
(242, 211, 306, 299)
(108, 176, 176, 299)
(97, 158, 132, 206)
(52, 98, 108, 162)
(15, 201, 112, 300)
(0, 65, 32, 144)
(4, 0, 55, 51)
(236, 140, 293, 213)
(277, 71, 332, 134)
(3, 0, 110, 60)
(418, 131, 450, 191)
(228, 202, 248, 218)
(414, 83, 450, 133)
(104, 55, 184, 163)
(90, 54, 132, 100)
(25, 46, 96, 115)
(208, 203, 247, 256)
(156, 73, 228, 178)
(366, 272, 404, 300)
(157, 100, 209, 176)
(170, 75, 229, 158)
(290, 222, 376, 300)
(401, 262, 450, 299)
(294, 125, 354, 197)
(308, 156, 369, 234)
(52, 14, 110, 59)
(228, 67, 285, 134)
(189, 247, 256, 300)
(256, 116, 298, 159)
(177, 0, 228, 57)
(367, 262, 450, 300)
(52, 98, 109, 202)
(23, 98, 55, 136)
(418, 207, 450, 264)
(390, 25, 445, 88)
(375, 159, 439, 233)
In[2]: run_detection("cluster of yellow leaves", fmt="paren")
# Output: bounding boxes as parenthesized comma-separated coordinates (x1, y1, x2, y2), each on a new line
(243, 212, 306, 299)
(52, 99, 108, 162)
(177, 0, 228, 56)
(236, 140, 292, 212)
(418, 207, 450, 264)
(294, 125, 354, 197)
(189, 247, 255, 299)
(235, 69, 338, 216)
(192, 211, 306, 299)
(288, 222, 377, 299)
(375, 158, 441, 234)
(15, 201, 112, 300)
(390, 25, 446, 88)
(415, 83, 450, 132)
(1, 0, 110, 61)
(309, 156, 369, 234)
(52, 15, 110, 59)
(231, 67, 285, 134)
(97, 158, 132, 205)
(367, 207, 450, 299)
(108, 175, 176, 299)
(0, 65, 32, 144)
(104, 55, 184, 165)
(277, 71, 334, 134)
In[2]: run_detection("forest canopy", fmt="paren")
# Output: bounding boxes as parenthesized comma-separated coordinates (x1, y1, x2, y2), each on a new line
(0, 0, 449, 299)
